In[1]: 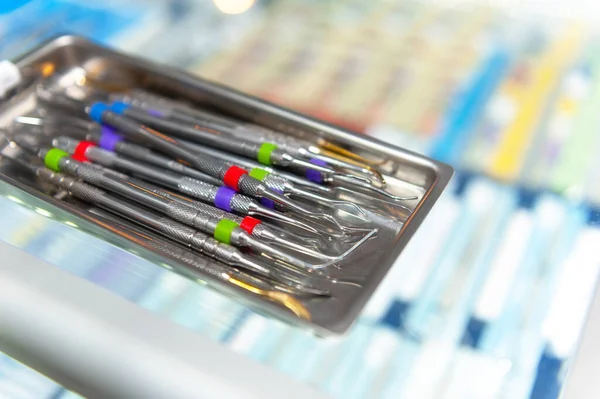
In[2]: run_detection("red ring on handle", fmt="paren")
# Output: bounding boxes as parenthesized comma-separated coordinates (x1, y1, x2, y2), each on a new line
(72, 141, 97, 162)
(223, 166, 248, 191)
(240, 216, 262, 234)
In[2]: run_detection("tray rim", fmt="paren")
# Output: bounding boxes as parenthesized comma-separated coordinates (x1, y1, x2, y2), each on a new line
(0, 34, 454, 335)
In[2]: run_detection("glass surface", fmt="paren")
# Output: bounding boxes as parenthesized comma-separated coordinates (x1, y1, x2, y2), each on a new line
(2, 1, 600, 398)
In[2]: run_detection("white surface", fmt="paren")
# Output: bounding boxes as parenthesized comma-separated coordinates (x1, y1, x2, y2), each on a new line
(561, 271, 600, 399)
(0, 60, 21, 98)
(0, 240, 329, 399)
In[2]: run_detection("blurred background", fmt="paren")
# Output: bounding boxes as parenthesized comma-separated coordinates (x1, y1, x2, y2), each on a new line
(2, 0, 600, 398)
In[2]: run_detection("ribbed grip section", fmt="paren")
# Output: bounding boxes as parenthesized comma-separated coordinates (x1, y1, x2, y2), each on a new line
(144, 238, 227, 279)
(37, 168, 66, 186)
(166, 160, 186, 173)
(250, 223, 269, 237)
(229, 194, 254, 214)
(122, 89, 176, 111)
(61, 159, 106, 183)
(156, 217, 196, 243)
(235, 125, 312, 150)
(184, 197, 240, 222)
(147, 186, 238, 222)
(191, 234, 237, 264)
(177, 177, 218, 202)
(269, 149, 287, 165)
(234, 125, 279, 142)
(88, 146, 119, 166)
(270, 135, 312, 152)
(67, 181, 107, 203)
(216, 137, 260, 159)
(165, 201, 219, 233)
(237, 175, 263, 197)
(54, 136, 78, 153)
(87, 163, 129, 179)
(117, 142, 155, 159)
(263, 174, 288, 193)
(190, 155, 231, 179)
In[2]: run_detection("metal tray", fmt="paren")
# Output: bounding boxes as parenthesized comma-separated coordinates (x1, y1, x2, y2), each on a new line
(0, 35, 453, 335)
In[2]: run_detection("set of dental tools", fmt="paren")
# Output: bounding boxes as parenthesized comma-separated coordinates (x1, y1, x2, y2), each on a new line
(2, 79, 417, 322)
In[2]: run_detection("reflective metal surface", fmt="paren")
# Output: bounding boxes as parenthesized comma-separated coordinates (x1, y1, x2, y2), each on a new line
(0, 35, 452, 334)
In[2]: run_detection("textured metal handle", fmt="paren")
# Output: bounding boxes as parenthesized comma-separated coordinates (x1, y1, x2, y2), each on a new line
(165, 201, 220, 233)
(238, 175, 265, 197)
(144, 237, 227, 280)
(67, 181, 108, 204)
(61, 159, 171, 212)
(177, 177, 219, 202)
(186, 128, 261, 159)
(155, 215, 200, 244)
(60, 159, 106, 183)
(229, 194, 254, 214)
(263, 174, 288, 193)
(150, 186, 244, 224)
(117, 142, 223, 187)
(87, 146, 119, 167)
(157, 217, 237, 264)
(190, 155, 231, 179)
(124, 89, 177, 111)
(235, 125, 312, 152)
(37, 169, 105, 203)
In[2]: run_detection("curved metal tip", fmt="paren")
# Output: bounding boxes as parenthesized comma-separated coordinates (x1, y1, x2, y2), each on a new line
(264, 225, 376, 262)
(310, 228, 378, 268)
(228, 277, 311, 320)
(275, 282, 331, 297)
(260, 187, 371, 232)
(251, 204, 321, 236)
(261, 189, 371, 234)
(290, 155, 386, 190)
(333, 174, 418, 202)
(319, 140, 389, 166)
(266, 291, 312, 320)
(333, 227, 377, 259)
(291, 186, 368, 220)
(312, 148, 388, 185)
(260, 186, 330, 217)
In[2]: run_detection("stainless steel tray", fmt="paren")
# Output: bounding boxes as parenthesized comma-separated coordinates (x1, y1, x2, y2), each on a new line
(0, 35, 453, 335)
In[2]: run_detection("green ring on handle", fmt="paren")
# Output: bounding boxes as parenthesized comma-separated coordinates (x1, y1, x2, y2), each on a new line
(249, 167, 271, 181)
(257, 143, 278, 166)
(214, 219, 239, 245)
(44, 148, 69, 172)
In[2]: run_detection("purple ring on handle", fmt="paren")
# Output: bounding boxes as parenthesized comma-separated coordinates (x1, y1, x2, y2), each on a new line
(98, 126, 123, 152)
(214, 186, 236, 212)
(147, 108, 164, 117)
(306, 158, 327, 183)
(261, 187, 283, 209)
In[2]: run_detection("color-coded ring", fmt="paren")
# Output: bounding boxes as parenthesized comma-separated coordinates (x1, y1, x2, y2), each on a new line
(223, 165, 248, 191)
(89, 102, 109, 123)
(214, 186, 236, 212)
(261, 187, 283, 209)
(240, 216, 261, 234)
(214, 219, 239, 245)
(110, 101, 130, 115)
(257, 143, 278, 166)
(306, 158, 327, 183)
(249, 167, 270, 181)
(72, 141, 96, 162)
(44, 148, 69, 172)
(147, 108, 164, 117)
(99, 126, 123, 152)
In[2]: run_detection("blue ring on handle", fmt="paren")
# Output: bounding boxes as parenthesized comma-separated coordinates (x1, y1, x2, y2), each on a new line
(89, 102, 109, 123)
(110, 101, 130, 115)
